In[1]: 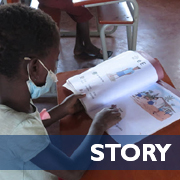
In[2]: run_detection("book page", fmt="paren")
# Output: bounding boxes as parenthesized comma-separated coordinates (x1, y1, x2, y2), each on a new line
(64, 51, 161, 112)
(88, 83, 180, 143)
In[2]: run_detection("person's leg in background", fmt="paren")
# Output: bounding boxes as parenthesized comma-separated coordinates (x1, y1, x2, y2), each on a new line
(75, 21, 113, 59)
(75, 21, 102, 56)
(66, 1, 112, 58)
(38, 0, 112, 59)
(38, 3, 61, 28)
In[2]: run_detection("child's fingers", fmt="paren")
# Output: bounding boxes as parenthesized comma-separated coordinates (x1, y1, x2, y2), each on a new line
(109, 107, 119, 113)
(111, 111, 121, 118)
(110, 104, 117, 109)
(75, 101, 85, 112)
(74, 93, 86, 99)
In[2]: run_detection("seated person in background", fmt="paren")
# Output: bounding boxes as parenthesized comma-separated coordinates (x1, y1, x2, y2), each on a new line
(38, 0, 113, 59)
(0, 3, 121, 180)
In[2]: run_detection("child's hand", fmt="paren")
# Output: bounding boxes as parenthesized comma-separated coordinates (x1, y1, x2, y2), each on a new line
(61, 94, 86, 115)
(92, 105, 121, 132)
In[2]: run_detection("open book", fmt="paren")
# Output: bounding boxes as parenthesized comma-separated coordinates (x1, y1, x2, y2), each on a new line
(63, 51, 180, 143)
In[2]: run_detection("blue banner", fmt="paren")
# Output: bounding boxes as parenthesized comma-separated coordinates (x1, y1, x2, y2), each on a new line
(0, 135, 179, 170)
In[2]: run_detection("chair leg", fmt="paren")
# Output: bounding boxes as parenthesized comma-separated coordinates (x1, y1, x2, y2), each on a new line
(126, 25, 132, 50)
(105, 26, 118, 35)
(132, 22, 138, 51)
(100, 24, 111, 60)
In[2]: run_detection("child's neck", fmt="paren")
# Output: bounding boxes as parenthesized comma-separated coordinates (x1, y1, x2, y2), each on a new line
(0, 76, 34, 113)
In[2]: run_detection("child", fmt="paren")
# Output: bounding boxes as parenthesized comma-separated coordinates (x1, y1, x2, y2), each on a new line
(0, 3, 121, 180)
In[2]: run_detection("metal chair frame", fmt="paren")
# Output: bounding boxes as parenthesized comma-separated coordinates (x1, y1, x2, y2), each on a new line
(97, 0, 139, 60)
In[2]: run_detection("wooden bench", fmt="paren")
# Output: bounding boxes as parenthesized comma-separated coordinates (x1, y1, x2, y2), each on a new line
(97, 1, 139, 60)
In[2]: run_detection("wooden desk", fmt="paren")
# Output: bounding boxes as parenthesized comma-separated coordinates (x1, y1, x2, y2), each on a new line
(56, 67, 180, 180)
(72, 0, 138, 9)
(73, 0, 124, 7)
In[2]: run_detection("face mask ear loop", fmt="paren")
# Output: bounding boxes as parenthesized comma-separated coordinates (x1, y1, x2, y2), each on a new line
(24, 57, 58, 82)
(24, 57, 48, 71)
(38, 60, 58, 82)
(38, 60, 49, 72)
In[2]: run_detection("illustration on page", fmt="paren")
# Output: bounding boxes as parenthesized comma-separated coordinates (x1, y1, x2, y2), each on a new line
(107, 66, 141, 81)
(131, 85, 180, 121)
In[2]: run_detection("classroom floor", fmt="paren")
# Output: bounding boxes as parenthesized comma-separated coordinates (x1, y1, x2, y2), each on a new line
(32, 0, 180, 133)
(57, 0, 180, 89)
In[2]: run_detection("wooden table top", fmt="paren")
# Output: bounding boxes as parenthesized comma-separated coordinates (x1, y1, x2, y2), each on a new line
(56, 65, 180, 180)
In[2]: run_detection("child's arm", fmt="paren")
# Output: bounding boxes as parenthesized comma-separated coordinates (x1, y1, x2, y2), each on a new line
(31, 106, 121, 180)
(42, 94, 85, 128)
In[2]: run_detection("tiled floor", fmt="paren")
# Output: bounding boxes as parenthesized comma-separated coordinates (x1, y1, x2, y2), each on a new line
(57, 0, 180, 89)
(32, 0, 180, 133)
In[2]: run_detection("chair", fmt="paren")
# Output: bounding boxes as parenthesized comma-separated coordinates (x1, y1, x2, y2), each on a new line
(97, 0, 139, 60)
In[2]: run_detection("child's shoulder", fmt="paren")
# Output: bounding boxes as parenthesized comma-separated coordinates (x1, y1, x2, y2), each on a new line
(0, 104, 44, 135)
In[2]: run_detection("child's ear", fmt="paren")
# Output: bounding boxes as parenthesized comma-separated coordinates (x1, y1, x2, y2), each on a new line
(28, 59, 39, 81)
(29, 59, 47, 86)
(28, 59, 47, 85)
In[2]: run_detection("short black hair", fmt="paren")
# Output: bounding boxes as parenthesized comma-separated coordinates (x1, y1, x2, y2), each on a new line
(0, 3, 60, 78)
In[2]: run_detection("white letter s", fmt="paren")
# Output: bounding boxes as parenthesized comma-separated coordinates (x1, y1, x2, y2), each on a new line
(91, 144, 104, 161)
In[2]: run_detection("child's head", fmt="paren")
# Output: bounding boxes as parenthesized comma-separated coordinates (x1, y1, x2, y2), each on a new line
(0, 3, 60, 79)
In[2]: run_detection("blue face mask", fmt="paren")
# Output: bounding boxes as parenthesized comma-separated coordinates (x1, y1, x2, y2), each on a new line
(25, 57, 58, 99)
